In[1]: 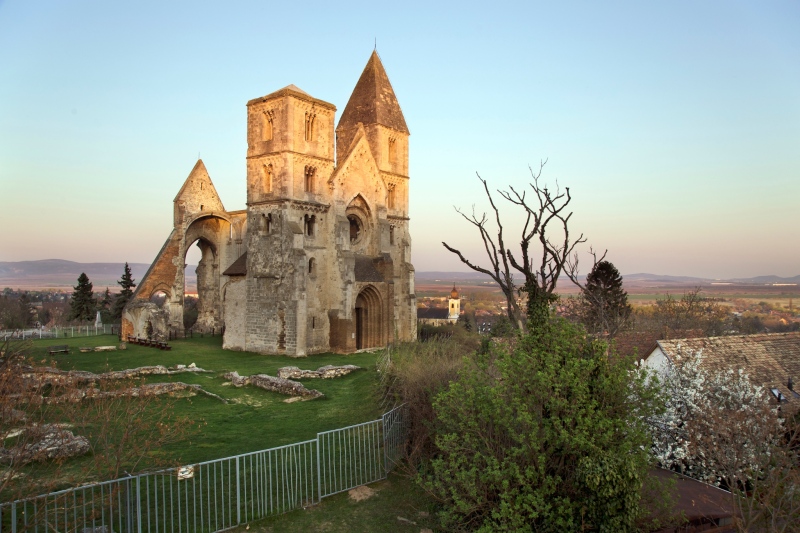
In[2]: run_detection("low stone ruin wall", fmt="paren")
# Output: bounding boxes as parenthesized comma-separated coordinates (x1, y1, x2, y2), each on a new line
(223, 371, 323, 400)
(277, 364, 361, 380)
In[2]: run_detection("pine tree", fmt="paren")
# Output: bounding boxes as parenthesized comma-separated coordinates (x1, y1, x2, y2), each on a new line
(68, 273, 96, 322)
(99, 287, 113, 323)
(581, 260, 631, 338)
(111, 263, 136, 321)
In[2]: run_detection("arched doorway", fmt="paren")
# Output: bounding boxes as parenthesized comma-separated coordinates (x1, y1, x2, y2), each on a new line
(355, 286, 383, 350)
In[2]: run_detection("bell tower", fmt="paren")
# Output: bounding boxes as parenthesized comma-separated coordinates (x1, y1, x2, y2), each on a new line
(448, 284, 460, 321)
(336, 51, 410, 218)
(245, 85, 336, 206)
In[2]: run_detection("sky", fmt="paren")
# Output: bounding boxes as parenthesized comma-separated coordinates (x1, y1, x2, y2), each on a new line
(0, 0, 798, 279)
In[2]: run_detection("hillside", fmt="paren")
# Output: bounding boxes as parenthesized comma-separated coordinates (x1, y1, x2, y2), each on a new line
(0, 260, 197, 291)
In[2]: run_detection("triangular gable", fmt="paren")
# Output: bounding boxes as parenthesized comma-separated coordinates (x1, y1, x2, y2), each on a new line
(327, 125, 388, 202)
(173, 159, 226, 213)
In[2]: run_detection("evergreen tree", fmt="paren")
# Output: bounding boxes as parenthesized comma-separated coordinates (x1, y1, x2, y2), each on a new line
(581, 260, 631, 338)
(68, 273, 96, 322)
(99, 288, 113, 323)
(101, 288, 112, 309)
(112, 263, 136, 321)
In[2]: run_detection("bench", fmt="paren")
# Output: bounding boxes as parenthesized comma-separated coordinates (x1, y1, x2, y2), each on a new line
(48, 345, 69, 355)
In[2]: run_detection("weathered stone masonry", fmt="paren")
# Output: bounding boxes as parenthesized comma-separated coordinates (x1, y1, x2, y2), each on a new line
(122, 51, 417, 356)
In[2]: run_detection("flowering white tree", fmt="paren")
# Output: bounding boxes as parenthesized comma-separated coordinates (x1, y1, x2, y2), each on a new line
(651, 347, 800, 530)
(652, 347, 778, 486)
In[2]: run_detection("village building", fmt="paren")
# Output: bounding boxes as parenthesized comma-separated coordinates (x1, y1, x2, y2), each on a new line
(121, 51, 417, 355)
(641, 331, 800, 403)
(417, 284, 461, 326)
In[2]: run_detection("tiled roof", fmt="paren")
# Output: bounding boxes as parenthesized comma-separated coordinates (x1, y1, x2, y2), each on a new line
(656, 332, 800, 400)
(614, 329, 704, 360)
(354, 255, 384, 282)
(337, 51, 409, 134)
(417, 308, 449, 320)
(222, 252, 247, 276)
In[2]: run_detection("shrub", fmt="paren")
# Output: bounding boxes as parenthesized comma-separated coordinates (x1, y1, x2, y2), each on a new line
(379, 332, 479, 467)
(423, 318, 662, 532)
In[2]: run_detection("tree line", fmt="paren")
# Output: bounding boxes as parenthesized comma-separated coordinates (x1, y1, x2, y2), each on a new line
(0, 263, 136, 329)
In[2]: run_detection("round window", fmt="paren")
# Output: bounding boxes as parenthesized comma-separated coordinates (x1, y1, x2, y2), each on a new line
(348, 215, 363, 244)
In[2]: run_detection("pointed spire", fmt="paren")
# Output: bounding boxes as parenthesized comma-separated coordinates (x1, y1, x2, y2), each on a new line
(338, 51, 409, 134)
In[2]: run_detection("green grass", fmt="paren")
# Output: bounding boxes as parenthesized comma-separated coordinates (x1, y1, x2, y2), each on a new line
(25, 335, 386, 465)
(229, 472, 440, 533)
(15, 336, 447, 531)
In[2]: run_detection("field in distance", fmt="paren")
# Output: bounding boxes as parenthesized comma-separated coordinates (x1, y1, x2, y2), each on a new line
(416, 271, 800, 309)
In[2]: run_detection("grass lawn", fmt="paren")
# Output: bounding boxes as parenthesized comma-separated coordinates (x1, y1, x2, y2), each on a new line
(25, 335, 386, 465)
(230, 472, 440, 533)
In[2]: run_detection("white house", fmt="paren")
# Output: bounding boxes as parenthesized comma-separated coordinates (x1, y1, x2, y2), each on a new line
(641, 332, 800, 403)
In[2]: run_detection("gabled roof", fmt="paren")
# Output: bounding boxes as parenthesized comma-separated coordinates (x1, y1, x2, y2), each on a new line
(173, 159, 225, 212)
(655, 332, 800, 401)
(337, 51, 409, 134)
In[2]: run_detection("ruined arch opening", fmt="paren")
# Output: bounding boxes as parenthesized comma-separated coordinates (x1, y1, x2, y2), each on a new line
(149, 289, 169, 308)
(355, 285, 383, 350)
(184, 237, 218, 334)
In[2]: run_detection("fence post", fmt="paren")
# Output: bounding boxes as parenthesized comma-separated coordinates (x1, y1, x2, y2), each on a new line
(382, 412, 388, 474)
(235, 456, 241, 526)
(316, 435, 322, 503)
(136, 475, 142, 533)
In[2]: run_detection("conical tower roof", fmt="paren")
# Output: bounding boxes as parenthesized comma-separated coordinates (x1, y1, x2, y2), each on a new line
(338, 51, 409, 134)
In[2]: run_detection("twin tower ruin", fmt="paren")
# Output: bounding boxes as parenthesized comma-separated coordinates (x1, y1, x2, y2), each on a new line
(121, 52, 417, 355)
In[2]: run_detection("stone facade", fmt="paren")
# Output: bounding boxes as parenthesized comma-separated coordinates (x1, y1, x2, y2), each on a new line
(122, 52, 417, 355)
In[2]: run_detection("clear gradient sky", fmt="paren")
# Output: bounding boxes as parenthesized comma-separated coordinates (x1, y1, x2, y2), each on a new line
(1, 1, 798, 279)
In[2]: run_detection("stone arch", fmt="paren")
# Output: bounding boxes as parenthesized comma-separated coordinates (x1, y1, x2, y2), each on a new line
(182, 214, 230, 335)
(355, 285, 383, 350)
(148, 284, 172, 300)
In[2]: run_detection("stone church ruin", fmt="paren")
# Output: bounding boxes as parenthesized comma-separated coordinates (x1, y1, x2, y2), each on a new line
(121, 52, 417, 356)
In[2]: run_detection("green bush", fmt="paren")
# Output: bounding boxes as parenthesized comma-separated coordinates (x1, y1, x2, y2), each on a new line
(423, 318, 662, 532)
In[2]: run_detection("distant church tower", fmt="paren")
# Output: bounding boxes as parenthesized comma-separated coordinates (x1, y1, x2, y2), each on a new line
(448, 284, 460, 321)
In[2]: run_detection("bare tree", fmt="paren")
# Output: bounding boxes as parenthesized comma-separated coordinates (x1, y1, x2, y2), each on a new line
(442, 162, 587, 331)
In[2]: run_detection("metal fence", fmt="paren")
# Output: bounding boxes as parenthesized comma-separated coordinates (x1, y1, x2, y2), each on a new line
(0, 404, 409, 533)
(2, 325, 117, 341)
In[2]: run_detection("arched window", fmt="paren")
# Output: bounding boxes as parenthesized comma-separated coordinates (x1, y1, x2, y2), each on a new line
(389, 225, 395, 245)
(304, 214, 316, 237)
(263, 110, 274, 141)
(308, 257, 315, 274)
(387, 185, 396, 209)
(304, 112, 316, 142)
(304, 166, 316, 193)
(264, 163, 273, 193)
(263, 213, 272, 233)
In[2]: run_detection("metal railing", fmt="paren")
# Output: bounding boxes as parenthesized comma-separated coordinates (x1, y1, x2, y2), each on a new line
(0, 404, 409, 533)
(2, 325, 117, 340)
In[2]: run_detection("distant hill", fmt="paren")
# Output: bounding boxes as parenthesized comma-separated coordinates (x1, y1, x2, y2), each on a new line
(1, 261, 796, 291)
(0, 260, 197, 291)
